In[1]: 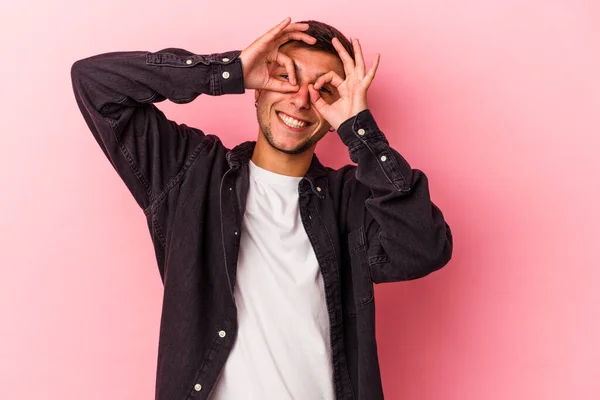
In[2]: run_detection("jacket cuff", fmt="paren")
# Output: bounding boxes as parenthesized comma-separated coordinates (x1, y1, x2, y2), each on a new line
(336, 109, 386, 148)
(145, 48, 245, 96)
(209, 50, 245, 95)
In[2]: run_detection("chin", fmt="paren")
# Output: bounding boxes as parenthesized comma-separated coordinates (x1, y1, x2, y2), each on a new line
(266, 134, 313, 155)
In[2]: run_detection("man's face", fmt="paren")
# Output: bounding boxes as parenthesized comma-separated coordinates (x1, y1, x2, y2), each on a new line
(255, 44, 345, 155)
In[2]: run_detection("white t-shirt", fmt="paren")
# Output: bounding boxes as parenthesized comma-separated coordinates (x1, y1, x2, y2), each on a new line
(209, 160, 334, 400)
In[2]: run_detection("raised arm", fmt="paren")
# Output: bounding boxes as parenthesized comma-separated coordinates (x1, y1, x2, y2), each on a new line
(71, 17, 318, 211)
(70, 47, 244, 210)
(308, 37, 452, 282)
(338, 110, 453, 282)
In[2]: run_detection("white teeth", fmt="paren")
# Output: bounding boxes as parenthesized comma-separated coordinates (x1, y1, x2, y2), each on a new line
(278, 112, 307, 128)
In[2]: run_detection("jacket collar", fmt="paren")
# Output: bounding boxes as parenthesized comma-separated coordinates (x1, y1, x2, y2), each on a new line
(226, 141, 328, 198)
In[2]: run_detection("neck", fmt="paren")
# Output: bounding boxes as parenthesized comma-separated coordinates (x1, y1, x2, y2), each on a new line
(251, 132, 315, 177)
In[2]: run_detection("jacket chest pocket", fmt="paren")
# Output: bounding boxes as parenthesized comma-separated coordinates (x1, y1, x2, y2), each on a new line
(346, 227, 374, 313)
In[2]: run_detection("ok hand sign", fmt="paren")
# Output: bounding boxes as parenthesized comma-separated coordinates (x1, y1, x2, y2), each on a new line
(308, 38, 380, 131)
(240, 17, 316, 93)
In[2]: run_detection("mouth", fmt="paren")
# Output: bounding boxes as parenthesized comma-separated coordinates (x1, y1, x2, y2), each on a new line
(276, 111, 313, 132)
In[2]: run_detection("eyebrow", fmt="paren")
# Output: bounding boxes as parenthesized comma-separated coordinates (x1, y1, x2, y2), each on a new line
(280, 61, 327, 80)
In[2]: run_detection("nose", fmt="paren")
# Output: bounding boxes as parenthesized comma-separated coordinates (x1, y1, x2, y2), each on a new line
(289, 82, 311, 110)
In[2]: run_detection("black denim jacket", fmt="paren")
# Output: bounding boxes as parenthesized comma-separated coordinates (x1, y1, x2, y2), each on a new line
(71, 47, 453, 400)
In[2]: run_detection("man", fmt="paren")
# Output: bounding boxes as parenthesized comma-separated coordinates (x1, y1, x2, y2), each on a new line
(71, 17, 453, 400)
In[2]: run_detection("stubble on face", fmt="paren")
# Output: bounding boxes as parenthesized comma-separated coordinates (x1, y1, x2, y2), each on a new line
(255, 97, 326, 155)
(254, 45, 345, 156)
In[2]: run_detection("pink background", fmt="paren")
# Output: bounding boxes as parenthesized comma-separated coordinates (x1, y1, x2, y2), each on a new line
(1, 1, 599, 399)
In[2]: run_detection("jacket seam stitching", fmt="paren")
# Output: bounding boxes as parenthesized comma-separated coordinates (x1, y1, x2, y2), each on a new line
(104, 117, 152, 200)
(352, 226, 374, 307)
(104, 94, 162, 205)
(349, 132, 411, 192)
(364, 141, 405, 191)
(144, 138, 211, 215)
(151, 214, 166, 247)
(368, 254, 391, 265)
(186, 336, 220, 399)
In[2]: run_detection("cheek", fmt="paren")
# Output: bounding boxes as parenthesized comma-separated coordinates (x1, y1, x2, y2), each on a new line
(260, 91, 284, 108)
(256, 96, 273, 116)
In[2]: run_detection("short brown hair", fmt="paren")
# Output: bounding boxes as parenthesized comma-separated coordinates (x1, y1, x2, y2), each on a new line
(281, 20, 355, 62)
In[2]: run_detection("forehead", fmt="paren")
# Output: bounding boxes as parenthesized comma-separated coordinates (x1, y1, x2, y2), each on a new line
(275, 45, 345, 78)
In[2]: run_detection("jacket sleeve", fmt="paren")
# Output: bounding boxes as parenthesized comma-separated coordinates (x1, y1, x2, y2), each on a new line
(338, 109, 453, 283)
(70, 48, 245, 211)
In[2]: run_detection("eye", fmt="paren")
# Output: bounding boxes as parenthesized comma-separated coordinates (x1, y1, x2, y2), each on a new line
(279, 74, 332, 95)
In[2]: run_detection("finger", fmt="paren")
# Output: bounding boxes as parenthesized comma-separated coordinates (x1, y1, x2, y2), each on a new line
(331, 37, 355, 77)
(353, 38, 365, 78)
(308, 84, 330, 111)
(275, 31, 317, 48)
(314, 70, 345, 90)
(275, 51, 298, 86)
(264, 77, 300, 93)
(261, 17, 293, 44)
(280, 22, 311, 33)
(364, 54, 381, 87)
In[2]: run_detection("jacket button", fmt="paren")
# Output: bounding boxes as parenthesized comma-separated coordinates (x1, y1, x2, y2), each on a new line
(222, 57, 230, 62)
(316, 187, 322, 192)
(357, 128, 366, 136)
(186, 59, 193, 65)
(194, 384, 202, 391)
(219, 330, 226, 338)
(222, 71, 230, 79)
(380, 155, 387, 162)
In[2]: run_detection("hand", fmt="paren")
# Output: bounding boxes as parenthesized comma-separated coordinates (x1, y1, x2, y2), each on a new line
(307, 38, 380, 130)
(240, 17, 316, 92)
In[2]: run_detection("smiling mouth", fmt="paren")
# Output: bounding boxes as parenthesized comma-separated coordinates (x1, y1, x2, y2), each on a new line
(276, 111, 313, 130)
